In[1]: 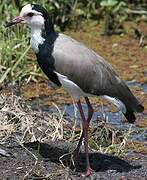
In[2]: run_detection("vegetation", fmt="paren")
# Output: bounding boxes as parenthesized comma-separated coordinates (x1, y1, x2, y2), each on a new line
(0, 94, 132, 156)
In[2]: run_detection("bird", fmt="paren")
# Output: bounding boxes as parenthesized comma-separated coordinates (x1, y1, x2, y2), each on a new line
(6, 4, 144, 176)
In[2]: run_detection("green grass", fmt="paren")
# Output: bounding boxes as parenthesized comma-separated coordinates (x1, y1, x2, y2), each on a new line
(0, 22, 43, 85)
(0, 2, 46, 86)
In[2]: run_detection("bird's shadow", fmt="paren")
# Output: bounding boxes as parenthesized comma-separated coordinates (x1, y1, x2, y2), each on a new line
(24, 141, 141, 173)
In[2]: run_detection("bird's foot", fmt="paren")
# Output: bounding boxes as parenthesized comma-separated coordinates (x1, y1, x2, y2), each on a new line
(82, 167, 93, 177)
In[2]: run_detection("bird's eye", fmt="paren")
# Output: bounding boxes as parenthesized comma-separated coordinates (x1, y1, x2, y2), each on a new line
(27, 12, 34, 17)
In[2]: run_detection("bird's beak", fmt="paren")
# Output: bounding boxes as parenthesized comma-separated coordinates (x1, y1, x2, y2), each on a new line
(5, 16, 24, 27)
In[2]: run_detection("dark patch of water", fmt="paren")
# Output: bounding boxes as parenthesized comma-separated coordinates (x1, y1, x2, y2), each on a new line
(127, 81, 147, 92)
(39, 102, 146, 142)
(142, 84, 147, 92)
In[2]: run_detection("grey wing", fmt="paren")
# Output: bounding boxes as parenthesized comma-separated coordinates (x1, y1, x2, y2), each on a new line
(52, 33, 119, 96)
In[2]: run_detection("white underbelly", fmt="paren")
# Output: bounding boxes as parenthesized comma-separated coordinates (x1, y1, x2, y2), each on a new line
(55, 72, 90, 101)
(54, 72, 126, 115)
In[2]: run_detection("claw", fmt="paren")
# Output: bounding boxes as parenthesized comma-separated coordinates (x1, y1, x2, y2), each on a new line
(82, 167, 93, 177)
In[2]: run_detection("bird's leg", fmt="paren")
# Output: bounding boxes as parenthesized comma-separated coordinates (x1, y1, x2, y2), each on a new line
(77, 99, 93, 176)
(73, 97, 93, 155)
(85, 97, 94, 124)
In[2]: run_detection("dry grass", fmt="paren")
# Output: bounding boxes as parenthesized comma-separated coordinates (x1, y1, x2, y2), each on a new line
(0, 93, 132, 156)
(0, 93, 134, 178)
(0, 93, 69, 144)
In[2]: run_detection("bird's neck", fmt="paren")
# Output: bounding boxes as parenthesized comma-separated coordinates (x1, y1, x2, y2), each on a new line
(30, 26, 45, 53)
(30, 18, 55, 53)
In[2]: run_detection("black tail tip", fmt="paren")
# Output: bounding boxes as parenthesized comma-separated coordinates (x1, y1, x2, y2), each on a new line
(125, 104, 144, 123)
(125, 110, 136, 123)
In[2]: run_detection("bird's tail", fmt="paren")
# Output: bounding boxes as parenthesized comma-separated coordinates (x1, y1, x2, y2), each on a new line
(117, 81, 144, 123)
(124, 104, 144, 123)
(103, 81, 144, 123)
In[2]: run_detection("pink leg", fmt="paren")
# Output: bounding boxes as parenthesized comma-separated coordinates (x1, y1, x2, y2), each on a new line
(77, 98, 93, 176)
(74, 97, 93, 154)
(85, 97, 94, 123)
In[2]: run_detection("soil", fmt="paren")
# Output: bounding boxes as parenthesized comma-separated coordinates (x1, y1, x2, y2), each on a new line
(0, 138, 147, 180)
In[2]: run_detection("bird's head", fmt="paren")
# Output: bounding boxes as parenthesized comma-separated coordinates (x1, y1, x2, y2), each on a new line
(6, 4, 51, 31)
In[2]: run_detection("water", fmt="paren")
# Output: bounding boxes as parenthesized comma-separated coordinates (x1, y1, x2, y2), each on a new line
(127, 81, 147, 93)
(43, 102, 146, 142)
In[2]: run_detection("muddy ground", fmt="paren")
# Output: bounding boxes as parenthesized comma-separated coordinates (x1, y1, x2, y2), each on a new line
(0, 21, 147, 179)
(0, 138, 147, 180)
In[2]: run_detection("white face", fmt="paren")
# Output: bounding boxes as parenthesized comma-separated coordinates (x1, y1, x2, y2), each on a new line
(19, 4, 45, 29)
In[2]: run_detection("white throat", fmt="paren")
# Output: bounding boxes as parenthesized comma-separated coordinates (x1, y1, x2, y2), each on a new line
(30, 27, 45, 53)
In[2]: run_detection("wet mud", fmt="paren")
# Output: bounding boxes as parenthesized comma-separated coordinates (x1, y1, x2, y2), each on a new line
(0, 138, 147, 180)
